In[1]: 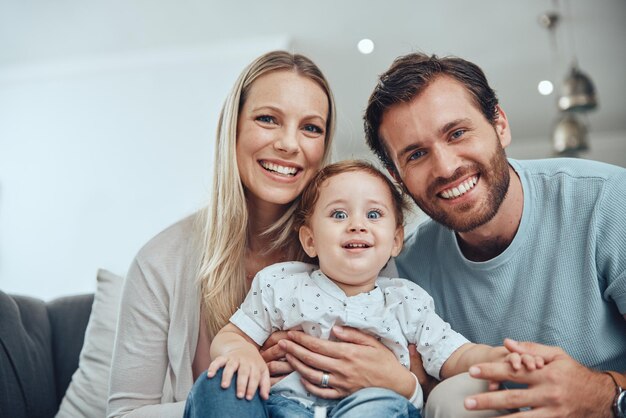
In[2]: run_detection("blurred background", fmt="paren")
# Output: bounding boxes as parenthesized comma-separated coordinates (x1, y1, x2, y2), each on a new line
(1, 0, 625, 299)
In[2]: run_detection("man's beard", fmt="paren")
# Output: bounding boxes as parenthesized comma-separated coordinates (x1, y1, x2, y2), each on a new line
(409, 136, 511, 233)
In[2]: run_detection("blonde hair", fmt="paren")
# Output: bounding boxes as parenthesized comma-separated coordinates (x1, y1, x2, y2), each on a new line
(198, 51, 336, 339)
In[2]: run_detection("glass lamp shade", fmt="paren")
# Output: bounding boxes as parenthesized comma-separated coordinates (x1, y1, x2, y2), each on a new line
(558, 64, 598, 112)
(552, 113, 589, 156)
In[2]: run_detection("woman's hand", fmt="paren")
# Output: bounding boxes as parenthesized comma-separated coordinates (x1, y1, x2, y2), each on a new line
(260, 330, 294, 385)
(408, 343, 439, 399)
(278, 326, 416, 400)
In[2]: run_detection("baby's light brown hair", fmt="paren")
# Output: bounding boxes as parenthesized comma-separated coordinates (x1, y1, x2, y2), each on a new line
(295, 160, 409, 231)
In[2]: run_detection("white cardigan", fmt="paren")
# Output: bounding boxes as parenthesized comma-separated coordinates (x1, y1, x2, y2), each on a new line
(107, 214, 203, 417)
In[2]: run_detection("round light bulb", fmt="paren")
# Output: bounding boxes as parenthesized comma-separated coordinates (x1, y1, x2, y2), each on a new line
(357, 39, 375, 55)
(538, 80, 554, 96)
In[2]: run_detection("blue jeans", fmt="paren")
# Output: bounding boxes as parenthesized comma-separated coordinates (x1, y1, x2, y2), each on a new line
(184, 369, 268, 418)
(267, 388, 421, 418)
(184, 369, 421, 418)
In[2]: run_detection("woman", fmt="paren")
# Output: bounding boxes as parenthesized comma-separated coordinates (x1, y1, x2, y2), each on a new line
(107, 50, 336, 417)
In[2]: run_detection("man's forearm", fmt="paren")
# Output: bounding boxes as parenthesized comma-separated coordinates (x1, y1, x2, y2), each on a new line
(604, 370, 626, 418)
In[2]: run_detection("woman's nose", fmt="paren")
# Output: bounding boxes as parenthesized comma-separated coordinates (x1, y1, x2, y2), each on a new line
(273, 127, 299, 154)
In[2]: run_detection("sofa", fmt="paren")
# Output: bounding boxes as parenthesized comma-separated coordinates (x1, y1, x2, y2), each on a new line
(1, 268, 123, 418)
(0, 289, 94, 418)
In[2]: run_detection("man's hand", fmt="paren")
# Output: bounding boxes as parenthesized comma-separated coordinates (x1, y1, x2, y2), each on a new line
(464, 339, 614, 417)
(260, 331, 293, 385)
(277, 326, 416, 400)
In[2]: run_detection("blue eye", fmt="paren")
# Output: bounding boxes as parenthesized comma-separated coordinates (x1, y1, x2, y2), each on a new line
(303, 124, 323, 134)
(451, 129, 465, 140)
(408, 150, 426, 161)
(256, 115, 276, 124)
(367, 210, 381, 219)
(331, 210, 347, 219)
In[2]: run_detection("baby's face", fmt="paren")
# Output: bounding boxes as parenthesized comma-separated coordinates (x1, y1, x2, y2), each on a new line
(299, 170, 403, 296)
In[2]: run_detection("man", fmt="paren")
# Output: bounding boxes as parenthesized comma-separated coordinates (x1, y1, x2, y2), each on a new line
(360, 53, 626, 417)
(272, 53, 626, 417)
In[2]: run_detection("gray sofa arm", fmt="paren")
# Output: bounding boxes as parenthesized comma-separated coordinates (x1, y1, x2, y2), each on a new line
(48, 294, 94, 405)
(0, 290, 93, 418)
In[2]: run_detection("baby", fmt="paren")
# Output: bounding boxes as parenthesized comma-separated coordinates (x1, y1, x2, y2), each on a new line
(207, 160, 542, 417)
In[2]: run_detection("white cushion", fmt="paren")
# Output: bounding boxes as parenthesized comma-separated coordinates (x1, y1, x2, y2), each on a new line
(56, 269, 123, 418)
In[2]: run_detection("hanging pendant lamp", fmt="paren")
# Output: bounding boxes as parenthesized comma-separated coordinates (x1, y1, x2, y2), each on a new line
(552, 112, 589, 156)
(558, 63, 598, 112)
(539, 1, 599, 157)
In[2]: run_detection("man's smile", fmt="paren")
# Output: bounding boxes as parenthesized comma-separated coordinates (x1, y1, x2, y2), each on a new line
(439, 175, 479, 200)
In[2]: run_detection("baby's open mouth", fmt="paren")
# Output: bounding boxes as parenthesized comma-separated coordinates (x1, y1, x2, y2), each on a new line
(343, 243, 371, 249)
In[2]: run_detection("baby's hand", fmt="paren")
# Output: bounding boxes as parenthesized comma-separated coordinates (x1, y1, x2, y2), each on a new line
(504, 351, 545, 372)
(207, 348, 271, 400)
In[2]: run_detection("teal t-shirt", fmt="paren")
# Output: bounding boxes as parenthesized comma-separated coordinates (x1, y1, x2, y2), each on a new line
(396, 158, 626, 371)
